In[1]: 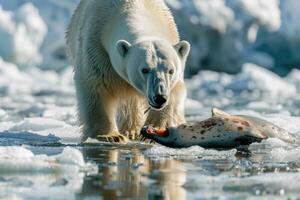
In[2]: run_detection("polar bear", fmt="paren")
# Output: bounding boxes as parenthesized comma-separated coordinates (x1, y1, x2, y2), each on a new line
(66, 0, 190, 142)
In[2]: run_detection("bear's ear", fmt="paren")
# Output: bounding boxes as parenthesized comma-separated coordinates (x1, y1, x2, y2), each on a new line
(116, 40, 132, 57)
(174, 41, 190, 59)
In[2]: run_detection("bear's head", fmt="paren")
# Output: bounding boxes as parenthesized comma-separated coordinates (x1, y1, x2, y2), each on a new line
(115, 39, 190, 110)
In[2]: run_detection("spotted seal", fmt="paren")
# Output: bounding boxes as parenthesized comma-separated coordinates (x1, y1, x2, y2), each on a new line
(141, 108, 298, 148)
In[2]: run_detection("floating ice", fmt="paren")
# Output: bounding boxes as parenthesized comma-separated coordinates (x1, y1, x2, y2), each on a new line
(0, 146, 96, 174)
(0, 146, 97, 200)
(269, 147, 300, 162)
(145, 145, 237, 160)
(10, 118, 69, 132)
(2, 117, 81, 144)
(0, 131, 60, 146)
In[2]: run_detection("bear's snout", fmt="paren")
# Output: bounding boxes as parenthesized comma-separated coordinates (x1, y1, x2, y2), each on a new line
(154, 95, 167, 106)
(148, 94, 168, 110)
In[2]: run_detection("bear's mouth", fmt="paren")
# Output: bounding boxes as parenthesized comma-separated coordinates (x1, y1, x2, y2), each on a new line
(148, 101, 166, 110)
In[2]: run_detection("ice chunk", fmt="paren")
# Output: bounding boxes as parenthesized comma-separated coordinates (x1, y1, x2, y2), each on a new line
(0, 146, 97, 199)
(10, 118, 70, 132)
(0, 57, 33, 94)
(166, 0, 281, 75)
(55, 147, 85, 167)
(232, 0, 281, 31)
(14, 3, 47, 66)
(0, 131, 60, 146)
(287, 69, 300, 91)
(145, 145, 237, 160)
(185, 98, 203, 115)
(226, 63, 296, 96)
(0, 146, 34, 159)
(0, 0, 79, 70)
(270, 147, 300, 162)
(0, 3, 47, 67)
(193, 0, 234, 33)
(6, 117, 81, 144)
(280, 0, 300, 38)
(0, 109, 6, 119)
(0, 6, 15, 60)
(0, 146, 96, 174)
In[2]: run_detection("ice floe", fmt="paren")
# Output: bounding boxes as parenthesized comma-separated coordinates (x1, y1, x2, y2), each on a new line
(0, 146, 96, 174)
(145, 145, 237, 160)
(0, 146, 97, 200)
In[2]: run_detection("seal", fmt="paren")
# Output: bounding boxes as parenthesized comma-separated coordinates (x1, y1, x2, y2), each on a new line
(141, 108, 298, 148)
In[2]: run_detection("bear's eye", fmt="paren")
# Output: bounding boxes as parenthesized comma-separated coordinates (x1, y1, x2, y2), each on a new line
(142, 68, 150, 74)
(169, 69, 174, 75)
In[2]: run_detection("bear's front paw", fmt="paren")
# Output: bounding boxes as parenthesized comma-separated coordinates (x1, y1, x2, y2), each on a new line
(124, 130, 140, 141)
(96, 133, 128, 143)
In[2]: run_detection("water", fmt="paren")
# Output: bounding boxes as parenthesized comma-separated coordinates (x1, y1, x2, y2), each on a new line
(2, 141, 299, 200)
(81, 144, 300, 199)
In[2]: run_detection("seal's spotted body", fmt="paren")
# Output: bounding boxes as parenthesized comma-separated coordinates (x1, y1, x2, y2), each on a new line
(141, 108, 297, 148)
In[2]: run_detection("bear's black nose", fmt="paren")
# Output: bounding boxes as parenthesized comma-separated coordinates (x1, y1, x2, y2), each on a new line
(154, 95, 167, 106)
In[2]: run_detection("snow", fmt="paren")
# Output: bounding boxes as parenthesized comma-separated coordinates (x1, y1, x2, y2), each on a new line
(232, 0, 281, 31)
(167, 0, 282, 75)
(0, 57, 79, 144)
(0, 0, 296, 74)
(187, 63, 300, 116)
(0, 3, 46, 67)
(0, 0, 297, 74)
(280, 0, 300, 38)
(0, 0, 79, 70)
(269, 147, 300, 162)
(227, 63, 296, 96)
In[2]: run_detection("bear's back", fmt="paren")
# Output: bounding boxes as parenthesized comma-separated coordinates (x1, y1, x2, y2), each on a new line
(66, 0, 179, 65)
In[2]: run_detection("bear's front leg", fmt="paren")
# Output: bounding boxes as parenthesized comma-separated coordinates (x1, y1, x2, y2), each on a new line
(118, 97, 148, 141)
(145, 81, 186, 128)
(76, 79, 128, 143)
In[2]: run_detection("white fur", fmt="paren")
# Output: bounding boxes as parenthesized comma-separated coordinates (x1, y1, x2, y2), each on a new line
(66, 0, 190, 141)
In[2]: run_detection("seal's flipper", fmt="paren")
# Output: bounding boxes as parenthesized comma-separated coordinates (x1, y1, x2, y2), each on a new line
(212, 108, 231, 117)
(235, 135, 264, 146)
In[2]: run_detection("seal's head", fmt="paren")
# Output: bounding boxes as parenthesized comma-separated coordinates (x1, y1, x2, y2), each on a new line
(141, 125, 178, 147)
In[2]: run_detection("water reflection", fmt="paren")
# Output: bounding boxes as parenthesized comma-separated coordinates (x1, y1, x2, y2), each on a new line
(77, 145, 187, 200)
(75, 143, 300, 199)
(0, 144, 299, 199)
